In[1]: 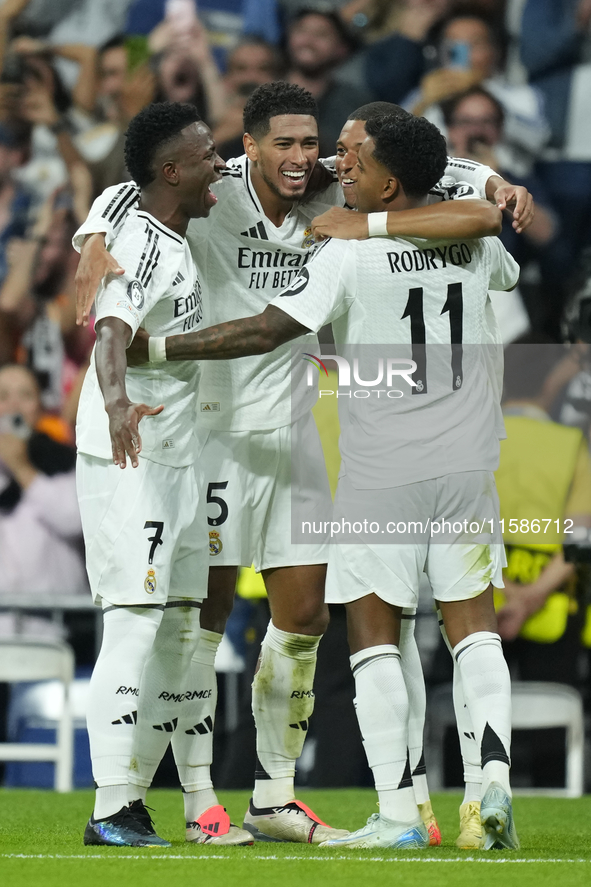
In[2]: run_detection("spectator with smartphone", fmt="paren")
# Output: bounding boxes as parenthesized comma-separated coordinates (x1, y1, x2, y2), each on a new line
(405, 8, 550, 176)
(442, 85, 567, 338)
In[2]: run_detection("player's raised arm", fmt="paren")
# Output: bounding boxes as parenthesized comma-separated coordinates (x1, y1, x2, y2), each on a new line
(312, 199, 502, 242)
(75, 233, 123, 327)
(73, 182, 140, 326)
(95, 317, 163, 468)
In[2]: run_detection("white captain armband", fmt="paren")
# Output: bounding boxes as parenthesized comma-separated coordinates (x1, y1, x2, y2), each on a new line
(367, 211, 389, 237)
(148, 336, 167, 363)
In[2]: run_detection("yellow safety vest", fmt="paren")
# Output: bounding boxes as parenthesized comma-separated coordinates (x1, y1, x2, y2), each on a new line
(494, 415, 583, 643)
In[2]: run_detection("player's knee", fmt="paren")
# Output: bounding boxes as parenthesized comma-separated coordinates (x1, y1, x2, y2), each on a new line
(290, 600, 329, 636)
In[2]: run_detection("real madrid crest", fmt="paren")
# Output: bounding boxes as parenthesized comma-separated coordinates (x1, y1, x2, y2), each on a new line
(144, 568, 157, 594)
(127, 279, 144, 309)
(209, 531, 223, 556)
(301, 226, 315, 249)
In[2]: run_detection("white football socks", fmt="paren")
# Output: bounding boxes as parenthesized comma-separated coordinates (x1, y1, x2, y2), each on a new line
(351, 645, 418, 824)
(252, 621, 320, 809)
(127, 601, 202, 803)
(171, 628, 223, 822)
(87, 605, 163, 819)
(399, 615, 429, 805)
(437, 611, 482, 804)
(453, 631, 512, 797)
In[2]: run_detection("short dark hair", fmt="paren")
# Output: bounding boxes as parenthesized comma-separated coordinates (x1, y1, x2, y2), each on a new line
(441, 86, 504, 129)
(227, 35, 286, 79)
(289, 9, 360, 54)
(100, 35, 127, 55)
(348, 102, 411, 123)
(124, 102, 202, 187)
(243, 81, 317, 139)
(364, 114, 448, 198)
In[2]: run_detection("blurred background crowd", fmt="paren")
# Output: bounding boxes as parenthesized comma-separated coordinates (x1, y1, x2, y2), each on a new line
(2, 0, 591, 792)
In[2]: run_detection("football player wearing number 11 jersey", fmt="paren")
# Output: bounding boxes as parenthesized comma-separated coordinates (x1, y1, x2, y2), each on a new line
(144, 113, 520, 851)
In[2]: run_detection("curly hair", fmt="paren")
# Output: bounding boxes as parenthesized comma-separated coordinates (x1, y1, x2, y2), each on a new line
(243, 81, 317, 139)
(364, 114, 448, 199)
(124, 102, 202, 187)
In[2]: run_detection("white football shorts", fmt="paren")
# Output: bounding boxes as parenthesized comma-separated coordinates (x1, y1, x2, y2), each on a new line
(76, 454, 208, 605)
(201, 410, 331, 571)
(325, 470, 505, 608)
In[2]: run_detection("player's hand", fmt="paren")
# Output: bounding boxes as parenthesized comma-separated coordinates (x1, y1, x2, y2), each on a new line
(494, 184, 534, 234)
(312, 207, 368, 241)
(75, 233, 124, 327)
(107, 399, 164, 469)
(127, 328, 150, 366)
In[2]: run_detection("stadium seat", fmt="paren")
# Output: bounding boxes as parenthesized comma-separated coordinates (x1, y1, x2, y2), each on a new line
(0, 640, 75, 792)
(510, 681, 584, 797)
(426, 681, 585, 797)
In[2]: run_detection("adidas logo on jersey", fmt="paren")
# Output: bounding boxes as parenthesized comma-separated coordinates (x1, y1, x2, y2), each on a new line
(240, 221, 268, 240)
(112, 710, 137, 725)
(172, 271, 185, 286)
(289, 720, 309, 731)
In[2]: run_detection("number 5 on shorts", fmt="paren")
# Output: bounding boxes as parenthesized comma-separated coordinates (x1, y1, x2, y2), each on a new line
(207, 482, 229, 527)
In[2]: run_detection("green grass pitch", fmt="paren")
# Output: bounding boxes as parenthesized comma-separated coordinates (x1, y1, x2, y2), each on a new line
(1, 789, 590, 887)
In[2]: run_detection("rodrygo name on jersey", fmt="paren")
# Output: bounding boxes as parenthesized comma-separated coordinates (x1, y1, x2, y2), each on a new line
(271, 234, 519, 490)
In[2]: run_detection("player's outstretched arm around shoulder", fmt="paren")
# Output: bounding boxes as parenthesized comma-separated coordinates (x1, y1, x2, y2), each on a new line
(311, 200, 502, 242)
(95, 317, 163, 468)
(486, 175, 534, 234)
(443, 157, 535, 234)
(75, 233, 124, 327)
(129, 306, 310, 366)
(73, 182, 140, 326)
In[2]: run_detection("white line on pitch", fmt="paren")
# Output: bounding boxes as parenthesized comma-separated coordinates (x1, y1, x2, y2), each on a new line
(1, 854, 589, 864)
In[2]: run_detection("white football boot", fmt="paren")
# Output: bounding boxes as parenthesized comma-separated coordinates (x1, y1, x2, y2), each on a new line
(242, 799, 350, 844)
(319, 812, 429, 850)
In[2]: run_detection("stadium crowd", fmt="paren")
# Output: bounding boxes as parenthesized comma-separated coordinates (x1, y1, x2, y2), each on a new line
(1, 0, 591, 803)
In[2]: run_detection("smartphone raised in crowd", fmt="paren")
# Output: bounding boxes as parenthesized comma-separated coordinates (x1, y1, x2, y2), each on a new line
(443, 40, 471, 70)
(165, 0, 198, 32)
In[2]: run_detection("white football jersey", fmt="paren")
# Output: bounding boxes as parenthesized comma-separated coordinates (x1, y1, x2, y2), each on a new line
(76, 208, 203, 467)
(271, 234, 519, 489)
(74, 156, 498, 432)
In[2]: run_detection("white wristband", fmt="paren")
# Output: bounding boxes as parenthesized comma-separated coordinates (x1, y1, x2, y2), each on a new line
(148, 336, 167, 363)
(367, 211, 389, 237)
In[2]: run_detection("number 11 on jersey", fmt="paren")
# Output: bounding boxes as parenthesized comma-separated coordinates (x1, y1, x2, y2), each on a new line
(402, 282, 464, 394)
